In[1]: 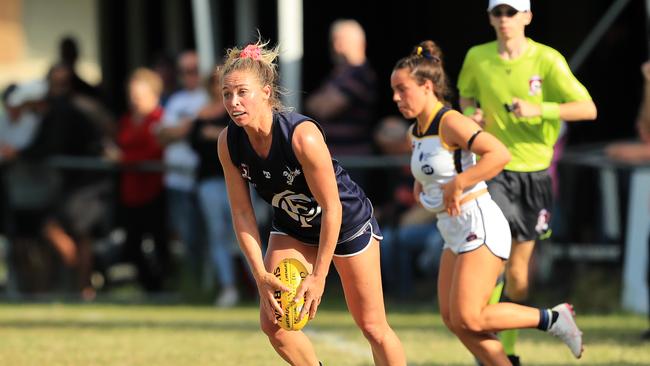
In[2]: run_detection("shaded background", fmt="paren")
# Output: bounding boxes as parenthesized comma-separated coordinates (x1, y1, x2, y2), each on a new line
(94, 0, 648, 145)
(1, 0, 648, 310)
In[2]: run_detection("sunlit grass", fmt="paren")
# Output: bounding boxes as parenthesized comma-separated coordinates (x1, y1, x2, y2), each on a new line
(0, 303, 647, 365)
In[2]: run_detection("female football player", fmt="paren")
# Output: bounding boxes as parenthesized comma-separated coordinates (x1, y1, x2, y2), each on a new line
(457, 1, 596, 362)
(391, 40, 583, 365)
(217, 39, 405, 366)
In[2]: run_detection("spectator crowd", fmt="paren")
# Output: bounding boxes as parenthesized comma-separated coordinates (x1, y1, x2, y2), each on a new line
(0, 14, 648, 322)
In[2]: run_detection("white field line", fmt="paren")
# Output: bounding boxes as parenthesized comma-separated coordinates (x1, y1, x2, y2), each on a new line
(304, 328, 373, 359)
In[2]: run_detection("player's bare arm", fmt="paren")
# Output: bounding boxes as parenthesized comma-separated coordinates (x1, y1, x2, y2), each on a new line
(292, 121, 342, 320)
(217, 127, 289, 322)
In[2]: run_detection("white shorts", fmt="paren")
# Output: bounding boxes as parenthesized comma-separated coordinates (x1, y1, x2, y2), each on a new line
(436, 193, 511, 260)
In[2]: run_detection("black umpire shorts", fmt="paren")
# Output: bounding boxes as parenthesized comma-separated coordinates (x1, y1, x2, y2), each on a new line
(487, 169, 553, 242)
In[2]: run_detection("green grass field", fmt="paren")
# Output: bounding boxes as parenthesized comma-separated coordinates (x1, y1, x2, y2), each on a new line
(0, 302, 648, 365)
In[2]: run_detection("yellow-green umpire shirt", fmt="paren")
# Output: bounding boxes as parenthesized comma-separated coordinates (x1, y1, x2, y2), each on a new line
(457, 38, 593, 172)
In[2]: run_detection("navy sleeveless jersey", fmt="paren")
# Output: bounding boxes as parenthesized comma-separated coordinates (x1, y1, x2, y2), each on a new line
(226, 111, 373, 244)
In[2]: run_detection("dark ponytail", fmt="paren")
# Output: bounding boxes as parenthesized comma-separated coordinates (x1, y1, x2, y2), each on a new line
(393, 40, 452, 104)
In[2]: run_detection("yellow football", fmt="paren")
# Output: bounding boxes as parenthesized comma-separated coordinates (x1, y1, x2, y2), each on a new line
(273, 258, 309, 331)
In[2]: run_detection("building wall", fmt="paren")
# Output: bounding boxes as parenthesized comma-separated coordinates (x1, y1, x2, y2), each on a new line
(0, 0, 25, 64)
(0, 0, 100, 88)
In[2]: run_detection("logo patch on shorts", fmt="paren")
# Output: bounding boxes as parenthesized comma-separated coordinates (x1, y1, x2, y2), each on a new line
(466, 232, 478, 242)
(421, 164, 434, 175)
(535, 208, 551, 236)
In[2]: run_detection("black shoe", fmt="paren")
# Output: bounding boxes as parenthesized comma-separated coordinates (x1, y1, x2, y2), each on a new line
(642, 329, 650, 341)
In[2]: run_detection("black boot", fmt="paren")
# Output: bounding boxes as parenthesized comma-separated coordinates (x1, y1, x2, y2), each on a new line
(507, 354, 521, 366)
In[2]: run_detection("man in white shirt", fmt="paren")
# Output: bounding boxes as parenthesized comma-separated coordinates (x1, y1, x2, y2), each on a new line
(0, 82, 43, 162)
(158, 50, 209, 280)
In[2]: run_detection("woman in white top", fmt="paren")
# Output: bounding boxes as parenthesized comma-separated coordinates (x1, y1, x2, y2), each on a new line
(390, 40, 583, 365)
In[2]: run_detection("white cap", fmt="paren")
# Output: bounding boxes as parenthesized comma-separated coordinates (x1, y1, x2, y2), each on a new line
(488, 0, 531, 11)
(7, 80, 48, 107)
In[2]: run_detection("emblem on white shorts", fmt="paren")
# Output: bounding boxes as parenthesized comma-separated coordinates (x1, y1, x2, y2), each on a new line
(421, 164, 434, 175)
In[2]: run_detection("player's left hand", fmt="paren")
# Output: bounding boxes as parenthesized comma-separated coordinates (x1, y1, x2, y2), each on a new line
(294, 273, 326, 321)
(441, 177, 463, 216)
(510, 98, 542, 118)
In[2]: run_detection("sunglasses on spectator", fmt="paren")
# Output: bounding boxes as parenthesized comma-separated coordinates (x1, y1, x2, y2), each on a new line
(489, 7, 519, 18)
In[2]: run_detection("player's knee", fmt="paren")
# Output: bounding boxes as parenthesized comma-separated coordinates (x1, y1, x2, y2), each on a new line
(440, 310, 454, 333)
(507, 262, 528, 282)
(260, 318, 280, 338)
(357, 319, 387, 344)
(506, 286, 528, 302)
(450, 310, 485, 334)
(506, 269, 529, 301)
(505, 277, 529, 301)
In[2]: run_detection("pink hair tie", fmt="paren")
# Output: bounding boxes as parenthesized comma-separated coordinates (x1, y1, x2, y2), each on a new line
(240, 44, 261, 60)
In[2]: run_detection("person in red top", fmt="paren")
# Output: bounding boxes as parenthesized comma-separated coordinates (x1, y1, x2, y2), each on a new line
(107, 68, 170, 292)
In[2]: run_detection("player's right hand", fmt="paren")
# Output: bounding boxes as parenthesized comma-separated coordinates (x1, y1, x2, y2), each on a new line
(256, 272, 291, 324)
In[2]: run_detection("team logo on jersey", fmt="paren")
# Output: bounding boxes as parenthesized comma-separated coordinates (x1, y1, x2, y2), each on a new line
(263, 170, 271, 179)
(239, 164, 251, 181)
(529, 75, 543, 96)
(271, 190, 322, 227)
(283, 166, 301, 186)
(421, 164, 434, 175)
